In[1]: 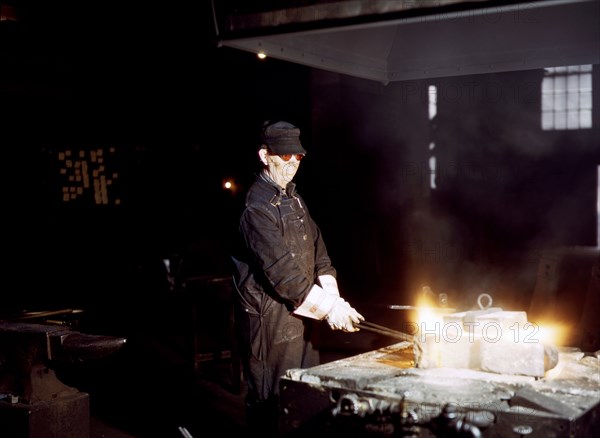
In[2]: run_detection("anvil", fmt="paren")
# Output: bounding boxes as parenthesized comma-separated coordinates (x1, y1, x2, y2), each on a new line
(0, 320, 126, 438)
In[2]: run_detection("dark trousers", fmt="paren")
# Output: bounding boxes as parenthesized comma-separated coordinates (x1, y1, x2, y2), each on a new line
(246, 395, 280, 437)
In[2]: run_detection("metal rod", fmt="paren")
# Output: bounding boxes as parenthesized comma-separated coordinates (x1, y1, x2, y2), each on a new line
(387, 304, 456, 312)
(356, 320, 423, 358)
(357, 321, 414, 343)
(178, 426, 194, 438)
(357, 324, 409, 341)
(9, 309, 76, 321)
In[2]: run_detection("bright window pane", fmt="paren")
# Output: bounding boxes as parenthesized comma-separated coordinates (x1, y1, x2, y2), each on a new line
(567, 92, 579, 110)
(555, 111, 567, 129)
(554, 92, 566, 111)
(567, 110, 579, 129)
(542, 77, 553, 93)
(580, 73, 592, 90)
(542, 92, 554, 111)
(580, 91, 593, 110)
(567, 74, 579, 91)
(554, 76, 566, 91)
(541, 65, 593, 131)
(580, 110, 592, 128)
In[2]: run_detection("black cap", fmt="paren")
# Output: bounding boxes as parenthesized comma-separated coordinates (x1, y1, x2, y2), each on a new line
(261, 120, 307, 155)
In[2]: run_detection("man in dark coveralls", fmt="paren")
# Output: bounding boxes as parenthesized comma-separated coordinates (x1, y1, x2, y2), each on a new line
(231, 120, 364, 435)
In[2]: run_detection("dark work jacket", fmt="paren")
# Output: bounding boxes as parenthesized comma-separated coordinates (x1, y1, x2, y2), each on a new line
(231, 172, 336, 402)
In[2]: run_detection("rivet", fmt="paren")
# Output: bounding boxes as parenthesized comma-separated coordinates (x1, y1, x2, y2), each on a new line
(513, 425, 533, 435)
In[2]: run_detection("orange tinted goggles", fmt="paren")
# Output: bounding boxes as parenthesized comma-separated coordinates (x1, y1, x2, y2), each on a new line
(268, 150, 305, 162)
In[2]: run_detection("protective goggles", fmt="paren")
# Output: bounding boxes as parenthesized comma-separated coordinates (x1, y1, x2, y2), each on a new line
(268, 150, 305, 162)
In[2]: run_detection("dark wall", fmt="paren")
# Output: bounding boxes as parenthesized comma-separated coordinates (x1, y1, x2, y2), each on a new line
(3, 3, 599, 323)
(304, 73, 431, 304)
(431, 71, 599, 309)
(2, 4, 312, 315)
(306, 68, 600, 312)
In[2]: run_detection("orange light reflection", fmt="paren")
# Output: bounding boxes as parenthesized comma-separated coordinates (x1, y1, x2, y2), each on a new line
(415, 297, 445, 335)
(532, 321, 568, 346)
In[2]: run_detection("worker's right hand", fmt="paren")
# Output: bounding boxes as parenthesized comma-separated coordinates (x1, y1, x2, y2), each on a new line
(326, 298, 364, 332)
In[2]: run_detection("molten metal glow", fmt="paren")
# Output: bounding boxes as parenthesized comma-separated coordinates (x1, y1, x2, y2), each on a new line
(534, 321, 568, 346)
(415, 297, 444, 334)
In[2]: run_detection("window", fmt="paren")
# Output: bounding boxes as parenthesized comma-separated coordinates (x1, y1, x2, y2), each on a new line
(541, 64, 593, 130)
(428, 85, 437, 190)
(56, 147, 121, 205)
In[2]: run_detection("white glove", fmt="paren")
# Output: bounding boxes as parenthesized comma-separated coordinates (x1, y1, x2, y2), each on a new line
(326, 298, 364, 332)
(318, 274, 340, 296)
(293, 284, 337, 320)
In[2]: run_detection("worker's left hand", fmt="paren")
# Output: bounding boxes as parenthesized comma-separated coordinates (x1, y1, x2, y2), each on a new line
(326, 298, 364, 332)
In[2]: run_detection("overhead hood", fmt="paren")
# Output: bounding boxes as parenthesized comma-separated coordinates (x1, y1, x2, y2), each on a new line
(211, 0, 600, 83)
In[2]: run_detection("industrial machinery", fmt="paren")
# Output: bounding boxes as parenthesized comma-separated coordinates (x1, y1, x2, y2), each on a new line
(280, 340, 599, 437)
(279, 246, 600, 437)
(279, 284, 599, 437)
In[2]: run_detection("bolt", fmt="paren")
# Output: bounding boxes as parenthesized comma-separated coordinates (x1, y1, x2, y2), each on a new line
(513, 425, 533, 435)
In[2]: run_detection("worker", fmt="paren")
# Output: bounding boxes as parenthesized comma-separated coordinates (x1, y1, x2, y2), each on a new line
(231, 119, 364, 435)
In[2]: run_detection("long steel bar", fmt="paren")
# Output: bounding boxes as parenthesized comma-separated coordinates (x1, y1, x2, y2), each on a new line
(356, 321, 415, 343)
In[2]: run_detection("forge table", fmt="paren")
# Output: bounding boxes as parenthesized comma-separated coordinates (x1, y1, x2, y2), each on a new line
(279, 342, 600, 437)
